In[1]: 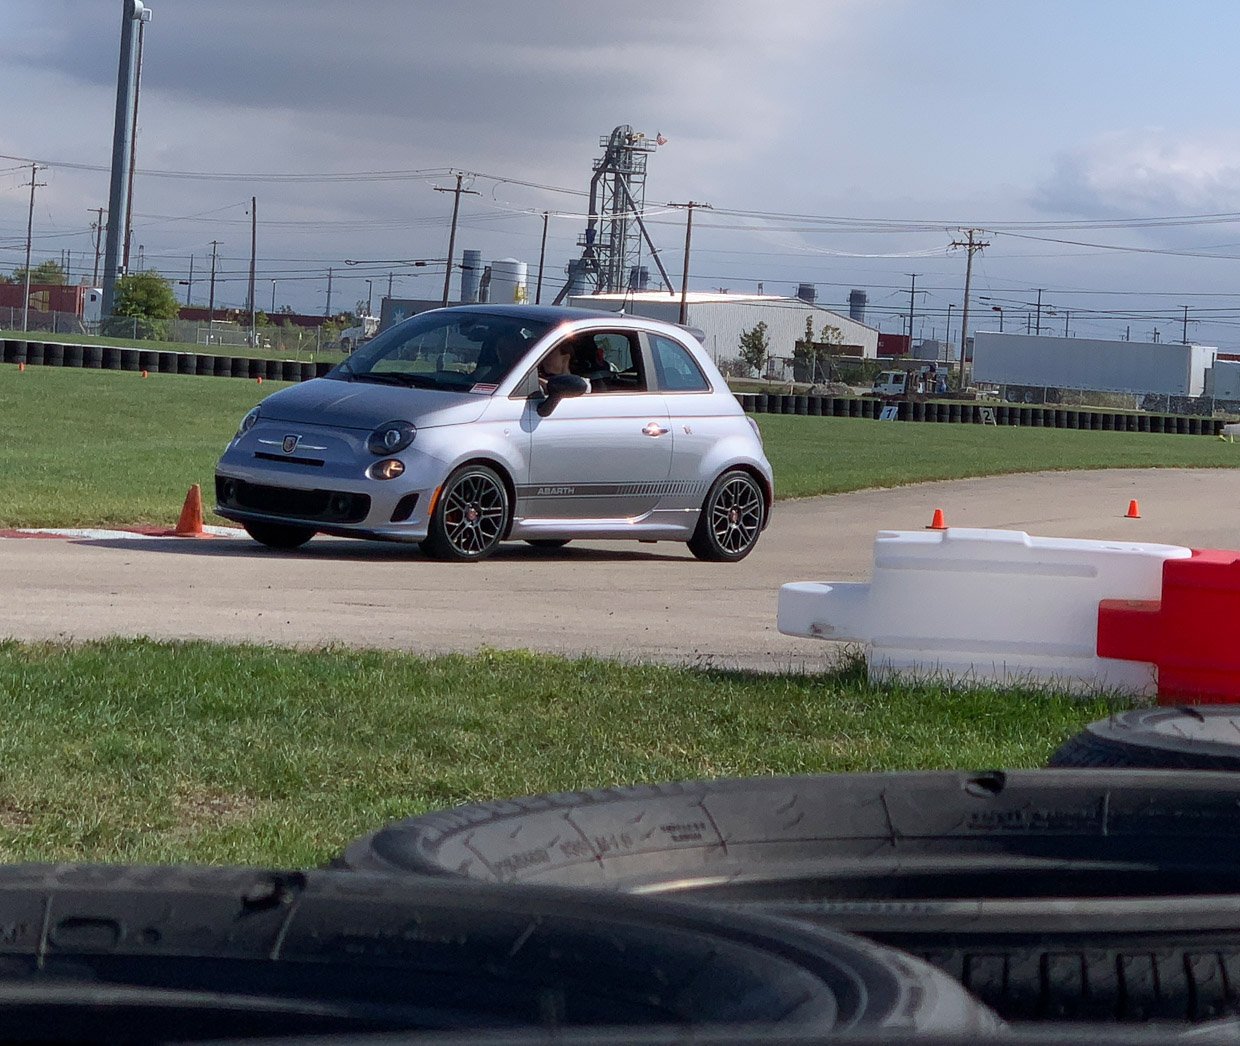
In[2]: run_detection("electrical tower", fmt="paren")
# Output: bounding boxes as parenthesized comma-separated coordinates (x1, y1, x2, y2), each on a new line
(554, 125, 674, 302)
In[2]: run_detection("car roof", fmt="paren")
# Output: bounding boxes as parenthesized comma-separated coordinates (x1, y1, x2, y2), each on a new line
(433, 303, 640, 323)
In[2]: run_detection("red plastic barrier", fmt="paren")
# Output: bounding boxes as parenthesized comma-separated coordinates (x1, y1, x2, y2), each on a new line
(1098, 549, 1240, 705)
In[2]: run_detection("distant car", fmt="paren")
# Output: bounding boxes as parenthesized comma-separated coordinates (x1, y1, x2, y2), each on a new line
(215, 304, 774, 562)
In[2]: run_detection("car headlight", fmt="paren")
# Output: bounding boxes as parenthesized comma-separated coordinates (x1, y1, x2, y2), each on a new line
(236, 407, 260, 438)
(367, 420, 417, 456)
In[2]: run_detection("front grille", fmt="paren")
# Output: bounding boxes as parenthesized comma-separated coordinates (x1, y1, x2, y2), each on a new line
(253, 451, 325, 467)
(216, 476, 370, 524)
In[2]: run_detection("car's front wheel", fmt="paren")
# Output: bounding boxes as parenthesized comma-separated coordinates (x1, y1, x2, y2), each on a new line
(243, 520, 316, 550)
(421, 464, 510, 562)
(688, 469, 764, 562)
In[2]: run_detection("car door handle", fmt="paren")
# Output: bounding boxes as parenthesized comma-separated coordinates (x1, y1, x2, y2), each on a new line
(642, 422, 670, 437)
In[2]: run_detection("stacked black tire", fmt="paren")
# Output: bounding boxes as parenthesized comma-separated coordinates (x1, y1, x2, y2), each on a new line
(334, 767, 1240, 1032)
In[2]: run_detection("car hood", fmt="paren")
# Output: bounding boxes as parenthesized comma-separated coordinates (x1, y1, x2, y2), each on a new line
(255, 377, 492, 430)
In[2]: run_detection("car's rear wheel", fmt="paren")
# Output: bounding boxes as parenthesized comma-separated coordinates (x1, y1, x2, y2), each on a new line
(422, 464, 510, 562)
(688, 469, 764, 562)
(243, 520, 316, 550)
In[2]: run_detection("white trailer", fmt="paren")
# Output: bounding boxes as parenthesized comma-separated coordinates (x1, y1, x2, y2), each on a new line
(972, 332, 1215, 397)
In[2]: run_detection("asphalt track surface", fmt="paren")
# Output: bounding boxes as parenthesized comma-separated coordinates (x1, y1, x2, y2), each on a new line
(3, 468, 1237, 672)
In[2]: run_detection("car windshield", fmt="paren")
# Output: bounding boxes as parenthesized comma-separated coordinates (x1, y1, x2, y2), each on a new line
(328, 311, 553, 392)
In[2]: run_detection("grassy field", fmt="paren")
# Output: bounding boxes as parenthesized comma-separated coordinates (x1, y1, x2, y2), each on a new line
(0, 363, 1209, 867)
(0, 639, 1117, 866)
(3, 363, 1236, 528)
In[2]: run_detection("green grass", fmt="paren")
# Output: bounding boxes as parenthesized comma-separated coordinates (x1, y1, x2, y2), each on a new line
(0, 638, 1117, 866)
(2, 365, 1236, 528)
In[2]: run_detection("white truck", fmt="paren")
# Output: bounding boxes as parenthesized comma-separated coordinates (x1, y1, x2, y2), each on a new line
(872, 365, 947, 398)
(339, 315, 379, 352)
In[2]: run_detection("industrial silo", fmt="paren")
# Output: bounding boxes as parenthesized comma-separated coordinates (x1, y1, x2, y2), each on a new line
(460, 249, 483, 303)
(849, 288, 867, 323)
(628, 265, 650, 292)
(796, 283, 817, 304)
(488, 259, 529, 305)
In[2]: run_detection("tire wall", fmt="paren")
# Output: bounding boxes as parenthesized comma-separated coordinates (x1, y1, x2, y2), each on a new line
(2, 341, 322, 382)
(0, 343, 1228, 428)
(740, 390, 1222, 436)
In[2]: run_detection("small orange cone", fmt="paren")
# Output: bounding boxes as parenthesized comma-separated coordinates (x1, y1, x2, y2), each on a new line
(18, 362, 25, 372)
(174, 483, 208, 537)
(1125, 499, 1141, 519)
(927, 508, 947, 530)
(141, 369, 148, 378)
(256, 376, 263, 384)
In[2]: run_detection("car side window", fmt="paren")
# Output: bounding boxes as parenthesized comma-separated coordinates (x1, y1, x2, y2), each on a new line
(565, 331, 647, 393)
(649, 334, 711, 392)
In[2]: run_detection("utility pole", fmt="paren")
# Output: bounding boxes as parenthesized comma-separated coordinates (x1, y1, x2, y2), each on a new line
(1034, 288, 1044, 335)
(103, 0, 151, 317)
(270, 279, 276, 313)
(535, 210, 549, 305)
(387, 271, 394, 299)
(949, 229, 989, 385)
(669, 201, 711, 325)
(90, 208, 105, 286)
(325, 266, 333, 317)
(905, 274, 919, 354)
(122, 4, 149, 275)
(434, 172, 479, 307)
(207, 239, 219, 333)
(247, 195, 257, 345)
(21, 164, 47, 334)
(1182, 305, 1190, 345)
(184, 253, 193, 305)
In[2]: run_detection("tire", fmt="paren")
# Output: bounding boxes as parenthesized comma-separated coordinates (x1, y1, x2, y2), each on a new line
(1050, 706, 1240, 770)
(242, 520, 316, 550)
(688, 469, 765, 562)
(525, 538, 571, 549)
(336, 769, 1240, 1023)
(0, 864, 998, 1039)
(421, 464, 510, 561)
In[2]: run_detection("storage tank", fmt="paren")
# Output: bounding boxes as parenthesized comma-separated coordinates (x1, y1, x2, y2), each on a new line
(459, 249, 483, 304)
(849, 289, 867, 323)
(628, 265, 650, 292)
(488, 258, 528, 304)
(564, 259, 591, 296)
(796, 282, 817, 304)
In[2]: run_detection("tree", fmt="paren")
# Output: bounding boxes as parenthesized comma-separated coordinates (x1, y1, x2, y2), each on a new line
(737, 321, 769, 376)
(105, 269, 180, 340)
(792, 320, 844, 383)
(12, 260, 66, 286)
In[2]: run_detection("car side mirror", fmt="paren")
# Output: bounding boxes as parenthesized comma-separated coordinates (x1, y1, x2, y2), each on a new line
(536, 373, 589, 417)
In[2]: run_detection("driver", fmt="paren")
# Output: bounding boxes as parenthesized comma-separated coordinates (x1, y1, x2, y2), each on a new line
(537, 342, 574, 391)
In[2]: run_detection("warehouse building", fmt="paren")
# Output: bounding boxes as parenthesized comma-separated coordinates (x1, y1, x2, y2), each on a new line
(566, 291, 880, 369)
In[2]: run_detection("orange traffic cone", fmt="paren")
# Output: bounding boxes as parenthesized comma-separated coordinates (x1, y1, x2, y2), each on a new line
(927, 508, 947, 530)
(1125, 499, 1141, 519)
(256, 376, 263, 384)
(174, 483, 208, 537)
(18, 362, 25, 372)
(141, 370, 148, 378)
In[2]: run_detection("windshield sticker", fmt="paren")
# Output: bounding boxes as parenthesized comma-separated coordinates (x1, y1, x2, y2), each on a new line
(469, 383, 499, 394)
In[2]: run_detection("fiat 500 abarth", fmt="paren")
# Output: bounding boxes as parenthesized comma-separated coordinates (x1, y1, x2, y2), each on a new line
(215, 304, 773, 562)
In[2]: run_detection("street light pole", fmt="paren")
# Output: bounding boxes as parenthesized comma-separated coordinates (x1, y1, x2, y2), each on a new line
(270, 279, 276, 313)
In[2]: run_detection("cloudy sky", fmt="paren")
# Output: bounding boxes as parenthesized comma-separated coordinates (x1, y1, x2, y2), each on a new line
(5, 0, 1240, 347)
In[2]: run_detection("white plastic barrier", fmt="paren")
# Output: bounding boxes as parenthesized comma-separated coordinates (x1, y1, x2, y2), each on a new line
(778, 527, 1191, 695)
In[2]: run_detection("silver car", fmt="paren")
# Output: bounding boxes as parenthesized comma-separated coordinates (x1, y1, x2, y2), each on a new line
(215, 305, 773, 562)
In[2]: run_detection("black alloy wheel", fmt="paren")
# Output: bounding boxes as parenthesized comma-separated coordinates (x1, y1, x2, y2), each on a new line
(422, 464, 510, 561)
(242, 520, 316, 550)
(688, 469, 764, 562)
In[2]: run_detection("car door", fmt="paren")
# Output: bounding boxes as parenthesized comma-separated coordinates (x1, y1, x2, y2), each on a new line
(648, 331, 726, 505)
(522, 330, 672, 522)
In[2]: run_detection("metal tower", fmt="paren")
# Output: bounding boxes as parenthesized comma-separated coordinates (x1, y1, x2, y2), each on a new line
(554, 125, 674, 302)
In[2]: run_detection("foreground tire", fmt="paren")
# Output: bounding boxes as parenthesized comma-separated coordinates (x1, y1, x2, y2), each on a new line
(242, 520, 316, 550)
(1049, 706, 1240, 770)
(337, 769, 1240, 1023)
(0, 865, 998, 1039)
(421, 464, 510, 561)
(688, 469, 764, 562)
